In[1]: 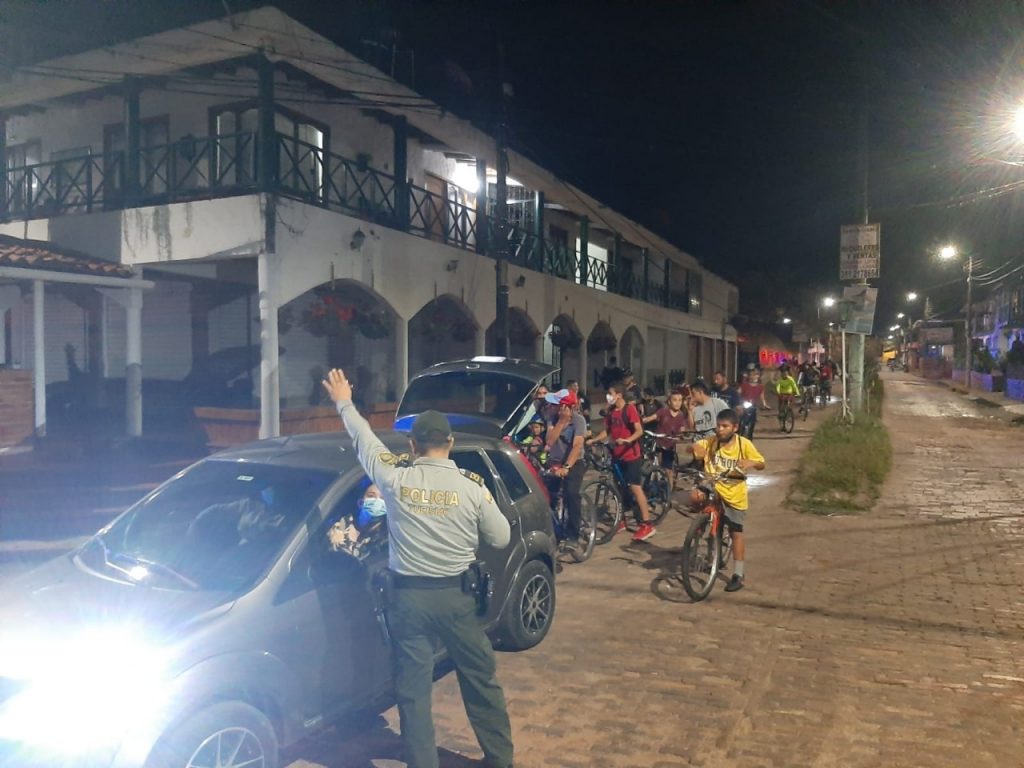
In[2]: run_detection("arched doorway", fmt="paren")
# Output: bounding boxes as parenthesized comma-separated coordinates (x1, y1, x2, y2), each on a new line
(486, 307, 540, 360)
(542, 314, 583, 387)
(586, 320, 618, 389)
(278, 280, 397, 408)
(619, 325, 645, 381)
(409, 295, 478, 375)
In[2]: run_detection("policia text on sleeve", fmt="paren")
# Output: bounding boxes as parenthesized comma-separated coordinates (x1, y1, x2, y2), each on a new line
(322, 368, 515, 768)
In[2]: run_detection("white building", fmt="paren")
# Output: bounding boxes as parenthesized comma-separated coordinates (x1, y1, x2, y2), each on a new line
(0, 7, 738, 444)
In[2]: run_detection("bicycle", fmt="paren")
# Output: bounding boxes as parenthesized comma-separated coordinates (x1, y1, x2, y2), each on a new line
(818, 381, 831, 408)
(677, 468, 745, 601)
(798, 387, 814, 421)
(539, 466, 597, 563)
(776, 397, 795, 433)
(581, 441, 672, 544)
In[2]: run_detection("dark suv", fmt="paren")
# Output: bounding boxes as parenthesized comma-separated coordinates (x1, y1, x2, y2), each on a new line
(0, 359, 557, 768)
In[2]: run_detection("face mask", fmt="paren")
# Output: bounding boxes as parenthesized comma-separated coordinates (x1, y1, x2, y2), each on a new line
(360, 496, 387, 518)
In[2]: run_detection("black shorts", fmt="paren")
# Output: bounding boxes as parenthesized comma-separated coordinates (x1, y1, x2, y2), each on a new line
(615, 457, 643, 486)
(658, 446, 677, 469)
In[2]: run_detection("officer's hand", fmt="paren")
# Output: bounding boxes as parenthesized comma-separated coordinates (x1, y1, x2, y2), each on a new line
(322, 368, 354, 404)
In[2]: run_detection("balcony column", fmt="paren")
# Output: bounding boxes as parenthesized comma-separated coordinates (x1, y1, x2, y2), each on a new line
(123, 77, 141, 204)
(578, 216, 589, 286)
(475, 159, 488, 254)
(32, 280, 46, 438)
(394, 316, 409, 396)
(257, 56, 277, 192)
(533, 191, 544, 267)
(392, 116, 410, 230)
(641, 248, 650, 302)
(663, 258, 671, 307)
(611, 233, 621, 294)
(0, 113, 7, 216)
(258, 251, 280, 439)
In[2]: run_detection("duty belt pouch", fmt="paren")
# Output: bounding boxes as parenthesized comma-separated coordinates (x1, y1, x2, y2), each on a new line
(371, 569, 395, 646)
(464, 560, 494, 616)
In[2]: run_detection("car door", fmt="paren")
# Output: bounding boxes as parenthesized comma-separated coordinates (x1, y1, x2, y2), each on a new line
(450, 447, 525, 625)
(269, 482, 392, 723)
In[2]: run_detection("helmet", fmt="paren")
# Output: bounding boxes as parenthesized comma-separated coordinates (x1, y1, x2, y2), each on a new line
(544, 388, 579, 407)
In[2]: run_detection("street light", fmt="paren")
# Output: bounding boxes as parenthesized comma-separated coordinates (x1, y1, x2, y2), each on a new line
(782, 317, 792, 324)
(907, 292, 918, 302)
(822, 296, 836, 308)
(897, 312, 905, 319)
(937, 243, 974, 377)
(1013, 105, 1024, 142)
(939, 245, 958, 261)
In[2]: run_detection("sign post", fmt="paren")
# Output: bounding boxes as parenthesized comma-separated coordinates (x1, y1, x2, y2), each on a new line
(840, 224, 879, 412)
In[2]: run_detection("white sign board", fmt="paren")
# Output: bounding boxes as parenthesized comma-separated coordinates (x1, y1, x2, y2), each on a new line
(921, 326, 954, 344)
(841, 285, 878, 336)
(840, 223, 880, 280)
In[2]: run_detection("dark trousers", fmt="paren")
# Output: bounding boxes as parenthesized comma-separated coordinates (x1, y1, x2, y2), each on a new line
(562, 461, 586, 536)
(389, 586, 514, 768)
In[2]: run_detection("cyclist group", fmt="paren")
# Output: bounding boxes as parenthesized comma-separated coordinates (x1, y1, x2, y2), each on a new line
(515, 367, 779, 593)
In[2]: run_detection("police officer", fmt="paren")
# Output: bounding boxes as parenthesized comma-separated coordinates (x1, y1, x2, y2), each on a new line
(323, 368, 514, 768)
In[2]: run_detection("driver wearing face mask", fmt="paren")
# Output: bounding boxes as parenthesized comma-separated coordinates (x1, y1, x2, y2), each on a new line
(329, 483, 388, 557)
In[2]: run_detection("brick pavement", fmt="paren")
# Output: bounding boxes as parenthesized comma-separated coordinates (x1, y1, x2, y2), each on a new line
(284, 377, 1024, 768)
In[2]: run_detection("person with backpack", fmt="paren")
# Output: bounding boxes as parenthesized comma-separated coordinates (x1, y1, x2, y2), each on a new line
(587, 380, 656, 542)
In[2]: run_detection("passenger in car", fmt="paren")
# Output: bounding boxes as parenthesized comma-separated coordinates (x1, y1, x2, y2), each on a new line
(329, 483, 388, 558)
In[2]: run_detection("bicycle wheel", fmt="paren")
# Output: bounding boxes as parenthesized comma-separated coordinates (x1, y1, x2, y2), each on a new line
(800, 400, 810, 421)
(680, 515, 721, 602)
(643, 466, 671, 526)
(582, 479, 623, 545)
(569, 492, 598, 563)
(783, 409, 795, 433)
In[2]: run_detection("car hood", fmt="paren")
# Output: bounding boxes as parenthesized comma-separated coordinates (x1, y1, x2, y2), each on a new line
(0, 553, 235, 644)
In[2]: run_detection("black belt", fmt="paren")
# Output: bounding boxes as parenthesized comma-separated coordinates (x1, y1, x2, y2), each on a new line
(391, 573, 463, 590)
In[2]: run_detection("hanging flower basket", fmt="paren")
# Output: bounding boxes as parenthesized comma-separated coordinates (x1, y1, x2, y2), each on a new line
(418, 303, 477, 343)
(355, 308, 392, 340)
(549, 324, 581, 349)
(587, 324, 617, 354)
(509, 312, 539, 347)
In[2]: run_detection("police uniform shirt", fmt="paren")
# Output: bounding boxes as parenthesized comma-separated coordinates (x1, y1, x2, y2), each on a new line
(336, 401, 512, 578)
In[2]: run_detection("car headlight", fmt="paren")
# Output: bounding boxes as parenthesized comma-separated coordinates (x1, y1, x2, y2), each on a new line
(0, 626, 170, 752)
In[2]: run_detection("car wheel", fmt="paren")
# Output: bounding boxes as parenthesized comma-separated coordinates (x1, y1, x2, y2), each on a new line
(496, 559, 556, 651)
(146, 701, 279, 768)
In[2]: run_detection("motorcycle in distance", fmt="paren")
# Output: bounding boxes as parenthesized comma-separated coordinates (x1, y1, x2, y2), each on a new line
(737, 400, 757, 439)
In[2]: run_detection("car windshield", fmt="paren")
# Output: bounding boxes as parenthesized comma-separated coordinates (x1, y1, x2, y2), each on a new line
(78, 461, 336, 593)
(397, 370, 537, 424)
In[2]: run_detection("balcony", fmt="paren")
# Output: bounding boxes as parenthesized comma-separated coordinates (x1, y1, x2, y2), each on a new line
(1, 131, 694, 313)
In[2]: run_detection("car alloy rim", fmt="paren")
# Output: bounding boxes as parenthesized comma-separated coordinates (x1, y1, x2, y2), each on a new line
(520, 573, 552, 634)
(186, 726, 265, 768)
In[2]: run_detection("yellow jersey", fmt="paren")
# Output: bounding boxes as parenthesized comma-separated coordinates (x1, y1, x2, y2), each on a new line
(695, 435, 765, 510)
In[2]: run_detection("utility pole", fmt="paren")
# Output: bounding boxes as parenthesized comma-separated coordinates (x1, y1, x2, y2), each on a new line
(492, 46, 510, 357)
(846, 60, 870, 413)
(964, 255, 974, 380)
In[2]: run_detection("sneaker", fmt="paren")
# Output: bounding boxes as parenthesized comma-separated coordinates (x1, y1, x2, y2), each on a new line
(632, 523, 657, 542)
(724, 574, 745, 592)
(615, 519, 627, 534)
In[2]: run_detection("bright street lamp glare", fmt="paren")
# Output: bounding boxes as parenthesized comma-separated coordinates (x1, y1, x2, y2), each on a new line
(887, 335, 894, 340)
(939, 245, 957, 260)
(822, 297, 836, 308)
(1014, 105, 1024, 142)
(897, 312, 905, 319)
(782, 317, 792, 324)
(907, 292, 918, 302)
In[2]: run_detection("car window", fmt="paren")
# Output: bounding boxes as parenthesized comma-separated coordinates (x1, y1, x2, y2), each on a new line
(78, 461, 335, 593)
(486, 450, 530, 501)
(398, 371, 536, 422)
(319, 478, 389, 562)
(451, 450, 499, 498)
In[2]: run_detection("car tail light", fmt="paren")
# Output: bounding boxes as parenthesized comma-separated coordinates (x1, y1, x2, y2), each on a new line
(504, 436, 550, 505)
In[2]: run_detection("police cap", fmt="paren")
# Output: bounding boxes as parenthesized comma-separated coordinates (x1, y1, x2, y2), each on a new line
(411, 410, 452, 445)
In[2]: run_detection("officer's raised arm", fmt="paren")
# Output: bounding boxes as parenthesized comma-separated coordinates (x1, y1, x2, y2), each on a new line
(323, 368, 399, 489)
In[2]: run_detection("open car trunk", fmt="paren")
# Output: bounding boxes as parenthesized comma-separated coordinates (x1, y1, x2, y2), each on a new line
(395, 357, 558, 439)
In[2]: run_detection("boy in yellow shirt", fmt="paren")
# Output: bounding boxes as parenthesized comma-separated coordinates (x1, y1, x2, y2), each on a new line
(687, 409, 765, 592)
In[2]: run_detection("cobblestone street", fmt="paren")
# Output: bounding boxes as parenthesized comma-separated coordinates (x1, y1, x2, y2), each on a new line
(286, 376, 1024, 767)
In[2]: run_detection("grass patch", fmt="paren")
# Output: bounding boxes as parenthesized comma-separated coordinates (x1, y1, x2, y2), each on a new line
(789, 378, 892, 514)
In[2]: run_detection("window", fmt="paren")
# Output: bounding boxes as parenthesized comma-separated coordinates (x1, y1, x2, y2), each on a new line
(276, 110, 327, 200)
(211, 104, 258, 186)
(486, 450, 530, 501)
(688, 270, 703, 315)
(451, 450, 500, 499)
(104, 116, 170, 195)
(5, 140, 41, 214)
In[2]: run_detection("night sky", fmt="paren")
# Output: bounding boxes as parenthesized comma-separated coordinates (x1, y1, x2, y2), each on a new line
(5, 0, 1024, 330)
